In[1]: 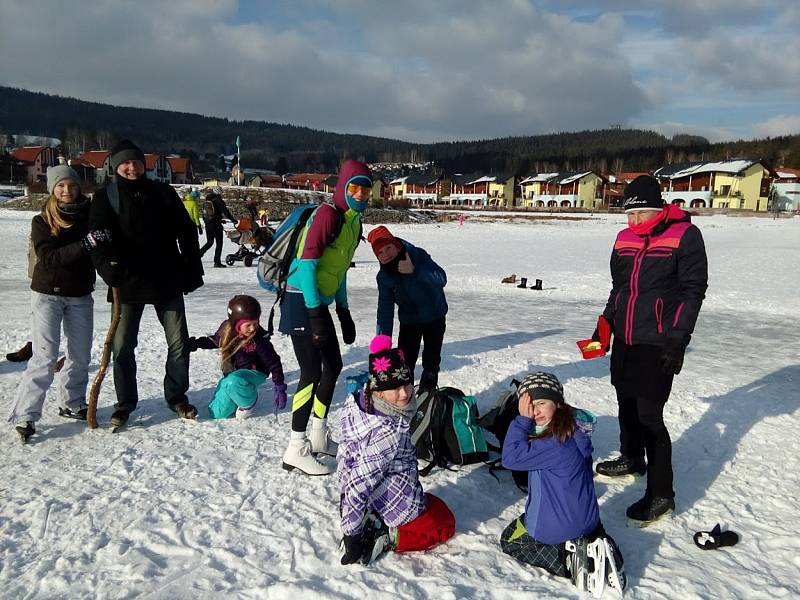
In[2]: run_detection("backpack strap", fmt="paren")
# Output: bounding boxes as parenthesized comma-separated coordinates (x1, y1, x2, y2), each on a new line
(107, 182, 120, 215)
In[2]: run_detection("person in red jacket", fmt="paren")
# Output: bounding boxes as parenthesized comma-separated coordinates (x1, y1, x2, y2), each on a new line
(591, 175, 708, 525)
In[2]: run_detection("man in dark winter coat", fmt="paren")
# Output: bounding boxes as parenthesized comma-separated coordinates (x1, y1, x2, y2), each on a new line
(592, 175, 708, 524)
(199, 187, 236, 267)
(367, 226, 448, 392)
(89, 139, 204, 428)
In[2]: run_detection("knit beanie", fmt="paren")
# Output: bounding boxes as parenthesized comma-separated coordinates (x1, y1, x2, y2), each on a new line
(368, 335, 412, 391)
(517, 372, 564, 404)
(109, 139, 146, 173)
(47, 165, 82, 195)
(623, 175, 664, 212)
(367, 226, 401, 256)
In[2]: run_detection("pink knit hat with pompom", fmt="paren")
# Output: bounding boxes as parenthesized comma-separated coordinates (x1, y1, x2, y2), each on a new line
(368, 335, 412, 391)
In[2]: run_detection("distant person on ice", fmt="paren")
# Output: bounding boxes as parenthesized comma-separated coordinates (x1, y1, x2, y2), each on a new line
(500, 372, 625, 592)
(188, 295, 286, 419)
(9, 166, 103, 443)
(366, 225, 447, 395)
(89, 139, 205, 429)
(182, 188, 203, 236)
(591, 175, 708, 525)
(199, 186, 236, 268)
(278, 160, 370, 475)
(337, 335, 455, 566)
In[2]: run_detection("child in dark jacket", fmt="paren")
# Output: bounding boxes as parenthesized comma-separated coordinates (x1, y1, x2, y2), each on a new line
(337, 335, 455, 566)
(501, 372, 625, 593)
(189, 295, 286, 419)
(367, 226, 447, 393)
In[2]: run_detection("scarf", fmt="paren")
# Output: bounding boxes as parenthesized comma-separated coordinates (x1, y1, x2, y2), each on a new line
(372, 394, 418, 422)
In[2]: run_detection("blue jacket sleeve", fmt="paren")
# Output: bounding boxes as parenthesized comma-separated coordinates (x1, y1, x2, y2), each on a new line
(502, 416, 569, 471)
(411, 247, 447, 288)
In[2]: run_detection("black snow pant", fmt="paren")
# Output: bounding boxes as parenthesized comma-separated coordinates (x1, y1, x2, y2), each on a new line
(289, 330, 343, 433)
(610, 341, 675, 499)
(397, 317, 446, 386)
(199, 222, 224, 265)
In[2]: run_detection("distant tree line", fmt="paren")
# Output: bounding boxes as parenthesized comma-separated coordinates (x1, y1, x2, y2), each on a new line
(2, 86, 798, 175)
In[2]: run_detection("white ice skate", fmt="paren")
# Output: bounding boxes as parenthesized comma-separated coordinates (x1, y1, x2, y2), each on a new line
(309, 418, 339, 457)
(282, 437, 333, 476)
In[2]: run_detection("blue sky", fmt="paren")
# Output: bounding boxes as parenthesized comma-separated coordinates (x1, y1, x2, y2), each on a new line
(1, 0, 798, 143)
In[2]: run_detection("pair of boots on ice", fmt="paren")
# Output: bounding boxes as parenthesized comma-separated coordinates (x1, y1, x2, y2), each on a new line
(501, 274, 542, 290)
(282, 417, 338, 475)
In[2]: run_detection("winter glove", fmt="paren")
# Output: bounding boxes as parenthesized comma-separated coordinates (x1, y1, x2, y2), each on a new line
(81, 229, 112, 252)
(336, 306, 356, 345)
(308, 306, 334, 348)
(186, 336, 199, 353)
(591, 315, 613, 352)
(661, 335, 689, 375)
(273, 383, 288, 410)
(340, 534, 366, 565)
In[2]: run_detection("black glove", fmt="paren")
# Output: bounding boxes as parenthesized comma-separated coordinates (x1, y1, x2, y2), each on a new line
(186, 337, 199, 353)
(661, 335, 689, 375)
(81, 229, 112, 252)
(340, 534, 365, 565)
(308, 306, 334, 348)
(336, 306, 356, 345)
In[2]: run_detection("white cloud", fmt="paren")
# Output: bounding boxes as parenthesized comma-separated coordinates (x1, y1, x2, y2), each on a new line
(751, 115, 800, 139)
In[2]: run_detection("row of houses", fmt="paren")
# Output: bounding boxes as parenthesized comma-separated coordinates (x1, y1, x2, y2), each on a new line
(388, 160, 800, 212)
(3, 147, 194, 186)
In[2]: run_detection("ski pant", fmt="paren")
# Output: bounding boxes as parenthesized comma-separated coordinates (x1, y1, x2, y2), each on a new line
(397, 317, 446, 386)
(394, 493, 455, 553)
(500, 515, 568, 577)
(9, 292, 94, 424)
(289, 332, 342, 433)
(208, 369, 267, 419)
(111, 294, 190, 413)
(199, 222, 224, 265)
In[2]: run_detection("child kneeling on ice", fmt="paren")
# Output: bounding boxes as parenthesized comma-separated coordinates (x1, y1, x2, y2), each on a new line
(337, 335, 456, 565)
(189, 295, 287, 419)
(500, 372, 625, 593)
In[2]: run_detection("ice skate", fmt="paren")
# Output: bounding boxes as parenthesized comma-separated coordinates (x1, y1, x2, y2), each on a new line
(282, 437, 333, 475)
(309, 418, 338, 457)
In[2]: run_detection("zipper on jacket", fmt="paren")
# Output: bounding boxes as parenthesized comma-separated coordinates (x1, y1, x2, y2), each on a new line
(624, 236, 649, 345)
(655, 297, 664, 334)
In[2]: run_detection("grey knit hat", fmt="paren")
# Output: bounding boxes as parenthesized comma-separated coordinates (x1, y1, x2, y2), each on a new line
(47, 165, 82, 195)
(517, 372, 564, 404)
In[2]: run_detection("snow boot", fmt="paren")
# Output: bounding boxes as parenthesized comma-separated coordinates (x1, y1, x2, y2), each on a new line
(516, 277, 528, 289)
(309, 418, 338, 457)
(174, 402, 198, 420)
(530, 278, 543, 291)
(58, 406, 88, 421)
(16, 421, 35, 444)
(110, 409, 131, 429)
(213, 263, 227, 268)
(359, 514, 393, 566)
(6, 341, 32, 362)
(282, 434, 333, 476)
(626, 495, 675, 526)
(595, 455, 646, 477)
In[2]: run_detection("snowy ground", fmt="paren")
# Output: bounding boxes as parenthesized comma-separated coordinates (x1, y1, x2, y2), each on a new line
(0, 209, 798, 599)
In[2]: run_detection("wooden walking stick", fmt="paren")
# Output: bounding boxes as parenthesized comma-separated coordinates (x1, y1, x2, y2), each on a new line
(87, 287, 121, 429)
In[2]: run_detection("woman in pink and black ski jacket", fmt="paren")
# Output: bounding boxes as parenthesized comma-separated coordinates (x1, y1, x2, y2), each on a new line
(593, 175, 708, 524)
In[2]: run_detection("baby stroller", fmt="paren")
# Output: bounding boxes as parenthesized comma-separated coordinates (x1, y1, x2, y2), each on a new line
(224, 218, 274, 267)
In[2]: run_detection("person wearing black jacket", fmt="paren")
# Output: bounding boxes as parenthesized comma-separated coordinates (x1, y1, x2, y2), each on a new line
(9, 166, 103, 442)
(89, 140, 204, 428)
(591, 175, 708, 524)
(199, 186, 236, 267)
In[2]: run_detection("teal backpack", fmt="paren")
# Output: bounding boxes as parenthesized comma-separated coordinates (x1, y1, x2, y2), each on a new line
(410, 386, 489, 475)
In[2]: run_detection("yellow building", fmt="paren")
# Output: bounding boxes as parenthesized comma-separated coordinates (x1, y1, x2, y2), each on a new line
(519, 171, 602, 208)
(486, 174, 517, 207)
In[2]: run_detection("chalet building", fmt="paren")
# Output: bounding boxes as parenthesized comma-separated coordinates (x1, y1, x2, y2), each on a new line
(77, 150, 113, 183)
(486, 173, 516, 207)
(166, 156, 193, 185)
(0, 153, 30, 184)
(66, 158, 97, 184)
(653, 159, 775, 211)
(520, 171, 604, 208)
(392, 171, 449, 205)
(772, 166, 800, 212)
(448, 173, 515, 206)
(10, 146, 58, 183)
(144, 154, 171, 183)
(602, 172, 651, 207)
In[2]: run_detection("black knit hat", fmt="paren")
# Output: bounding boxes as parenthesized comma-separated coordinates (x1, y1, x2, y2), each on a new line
(623, 175, 664, 212)
(110, 139, 146, 173)
(517, 372, 564, 404)
(368, 335, 412, 392)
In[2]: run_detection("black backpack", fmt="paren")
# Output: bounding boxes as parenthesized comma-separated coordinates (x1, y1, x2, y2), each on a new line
(478, 378, 528, 492)
(410, 386, 488, 476)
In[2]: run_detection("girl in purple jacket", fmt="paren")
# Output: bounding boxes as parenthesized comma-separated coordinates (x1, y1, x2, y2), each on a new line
(336, 335, 455, 565)
(188, 295, 286, 419)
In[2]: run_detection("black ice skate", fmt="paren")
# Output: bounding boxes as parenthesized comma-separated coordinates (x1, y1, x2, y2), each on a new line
(359, 514, 393, 566)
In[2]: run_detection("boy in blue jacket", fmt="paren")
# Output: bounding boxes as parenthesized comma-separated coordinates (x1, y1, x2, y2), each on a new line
(367, 226, 447, 393)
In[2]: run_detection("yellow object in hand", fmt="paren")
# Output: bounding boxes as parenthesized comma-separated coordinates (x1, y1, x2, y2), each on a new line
(584, 341, 602, 351)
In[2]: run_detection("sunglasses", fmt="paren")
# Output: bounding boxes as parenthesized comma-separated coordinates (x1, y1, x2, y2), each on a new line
(347, 182, 372, 197)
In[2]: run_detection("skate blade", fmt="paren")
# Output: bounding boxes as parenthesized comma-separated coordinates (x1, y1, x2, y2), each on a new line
(627, 509, 674, 528)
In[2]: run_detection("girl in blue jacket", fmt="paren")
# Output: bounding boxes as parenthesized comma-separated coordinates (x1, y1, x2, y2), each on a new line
(501, 372, 624, 589)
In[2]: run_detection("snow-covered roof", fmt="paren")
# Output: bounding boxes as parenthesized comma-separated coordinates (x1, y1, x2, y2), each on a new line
(654, 159, 764, 180)
(520, 172, 559, 185)
(553, 171, 593, 185)
(389, 176, 407, 185)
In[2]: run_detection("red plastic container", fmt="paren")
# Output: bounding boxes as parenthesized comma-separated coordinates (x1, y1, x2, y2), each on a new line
(576, 339, 607, 360)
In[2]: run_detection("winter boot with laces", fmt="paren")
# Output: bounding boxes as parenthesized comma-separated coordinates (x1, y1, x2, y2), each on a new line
(110, 408, 131, 429)
(174, 402, 198, 420)
(282, 433, 333, 476)
(16, 421, 35, 444)
(595, 455, 646, 477)
(626, 494, 675, 526)
(309, 418, 338, 457)
(59, 406, 88, 421)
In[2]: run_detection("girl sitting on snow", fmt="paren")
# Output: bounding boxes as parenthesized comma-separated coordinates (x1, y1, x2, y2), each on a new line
(500, 372, 625, 594)
(188, 295, 286, 419)
(337, 335, 455, 565)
